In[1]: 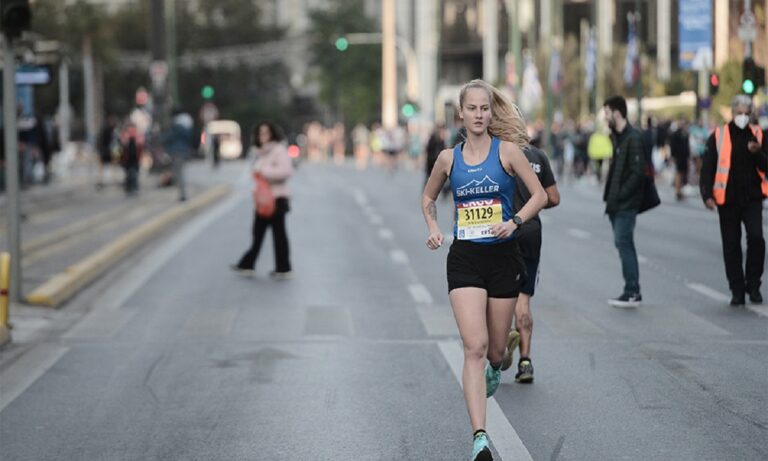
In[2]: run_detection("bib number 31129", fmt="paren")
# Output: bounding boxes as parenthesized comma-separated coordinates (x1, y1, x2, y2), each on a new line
(457, 198, 503, 240)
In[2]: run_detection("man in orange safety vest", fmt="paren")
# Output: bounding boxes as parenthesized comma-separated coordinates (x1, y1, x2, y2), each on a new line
(700, 95, 768, 306)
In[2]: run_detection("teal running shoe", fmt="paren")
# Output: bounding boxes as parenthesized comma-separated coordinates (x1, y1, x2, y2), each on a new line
(471, 432, 493, 461)
(485, 362, 501, 397)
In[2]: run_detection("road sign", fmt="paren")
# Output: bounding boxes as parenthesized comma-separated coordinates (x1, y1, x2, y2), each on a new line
(679, 0, 712, 70)
(15, 65, 51, 85)
(739, 11, 757, 41)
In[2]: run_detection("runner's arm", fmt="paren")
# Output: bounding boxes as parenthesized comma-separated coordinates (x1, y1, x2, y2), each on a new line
(422, 149, 452, 249)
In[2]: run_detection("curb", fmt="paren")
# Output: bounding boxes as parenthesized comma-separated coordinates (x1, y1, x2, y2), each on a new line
(25, 184, 231, 308)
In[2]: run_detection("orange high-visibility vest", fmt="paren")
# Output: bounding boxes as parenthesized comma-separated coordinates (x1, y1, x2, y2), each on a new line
(713, 124, 767, 205)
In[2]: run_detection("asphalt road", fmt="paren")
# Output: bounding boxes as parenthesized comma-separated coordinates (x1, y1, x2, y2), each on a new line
(1, 161, 766, 460)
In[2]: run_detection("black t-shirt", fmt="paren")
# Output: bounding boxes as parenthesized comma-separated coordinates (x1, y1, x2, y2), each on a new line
(514, 145, 556, 257)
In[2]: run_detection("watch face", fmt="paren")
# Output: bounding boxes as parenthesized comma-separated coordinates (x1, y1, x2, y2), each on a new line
(513, 216, 523, 225)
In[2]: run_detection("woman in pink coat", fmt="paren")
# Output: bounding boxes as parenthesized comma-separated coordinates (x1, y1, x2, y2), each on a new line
(232, 122, 295, 278)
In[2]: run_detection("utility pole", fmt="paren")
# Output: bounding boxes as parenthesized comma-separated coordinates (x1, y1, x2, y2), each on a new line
(382, 0, 397, 129)
(482, 0, 498, 83)
(2, 36, 22, 302)
(165, 0, 178, 107)
(505, 0, 522, 102)
(151, 0, 167, 128)
(635, 0, 643, 123)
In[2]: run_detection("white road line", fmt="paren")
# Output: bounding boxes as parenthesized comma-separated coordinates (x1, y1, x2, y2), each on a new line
(408, 283, 434, 304)
(369, 214, 383, 225)
(390, 249, 409, 264)
(638, 255, 648, 264)
(0, 343, 69, 412)
(352, 189, 367, 206)
(378, 228, 394, 240)
(747, 305, 768, 317)
(567, 228, 591, 239)
(438, 341, 533, 461)
(686, 282, 768, 316)
(685, 283, 730, 303)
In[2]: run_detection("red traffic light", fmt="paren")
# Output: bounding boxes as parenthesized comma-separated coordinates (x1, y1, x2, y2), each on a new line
(710, 74, 719, 87)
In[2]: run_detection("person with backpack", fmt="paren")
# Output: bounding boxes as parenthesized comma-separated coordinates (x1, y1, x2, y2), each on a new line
(602, 96, 646, 308)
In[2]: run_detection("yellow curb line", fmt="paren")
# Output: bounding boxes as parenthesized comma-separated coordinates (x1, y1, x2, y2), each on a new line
(25, 184, 231, 308)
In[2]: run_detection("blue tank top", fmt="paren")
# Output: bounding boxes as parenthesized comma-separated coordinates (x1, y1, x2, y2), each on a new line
(450, 137, 517, 244)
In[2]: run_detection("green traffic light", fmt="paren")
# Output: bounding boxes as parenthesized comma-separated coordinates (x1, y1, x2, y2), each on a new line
(401, 103, 415, 118)
(742, 79, 755, 94)
(335, 37, 349, 51)
(201, 85, 215, 99)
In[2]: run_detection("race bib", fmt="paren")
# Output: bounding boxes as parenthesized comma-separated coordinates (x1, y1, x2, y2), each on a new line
(456, 199, 502, 240)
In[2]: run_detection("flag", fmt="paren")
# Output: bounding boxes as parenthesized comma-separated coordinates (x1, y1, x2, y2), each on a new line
(520, 52, 543, 115)
(584, 27, 596, 91)
(548, 49, 563, 94)
(624, 13, 640, 86)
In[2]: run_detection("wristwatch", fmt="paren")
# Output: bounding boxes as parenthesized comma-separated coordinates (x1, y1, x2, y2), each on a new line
(511, 215, 523, 226)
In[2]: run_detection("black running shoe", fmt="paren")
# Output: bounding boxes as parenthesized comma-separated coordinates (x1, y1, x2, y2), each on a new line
(730, 292, 746, 306)
(515, 358, 534, 384)
(748, 289, 762, 304)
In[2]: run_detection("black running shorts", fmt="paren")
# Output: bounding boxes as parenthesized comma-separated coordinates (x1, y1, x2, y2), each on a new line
(447, 239, 527, 298)
(520, 257, 539, 296)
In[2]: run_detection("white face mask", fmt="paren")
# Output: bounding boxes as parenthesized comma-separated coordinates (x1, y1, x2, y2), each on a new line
(734, 114, 750, 129)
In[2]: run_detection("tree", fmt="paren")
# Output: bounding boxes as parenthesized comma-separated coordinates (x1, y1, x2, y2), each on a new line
(307, 0, 382, 126)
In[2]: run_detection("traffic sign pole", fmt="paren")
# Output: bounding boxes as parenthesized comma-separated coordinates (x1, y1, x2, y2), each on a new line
(2, 36, 22, 303)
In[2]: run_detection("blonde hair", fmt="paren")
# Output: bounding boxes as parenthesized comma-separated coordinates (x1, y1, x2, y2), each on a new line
(458, 79, 529, 147)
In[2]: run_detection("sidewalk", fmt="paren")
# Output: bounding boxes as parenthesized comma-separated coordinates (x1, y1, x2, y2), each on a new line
(0, 158, 233, 312)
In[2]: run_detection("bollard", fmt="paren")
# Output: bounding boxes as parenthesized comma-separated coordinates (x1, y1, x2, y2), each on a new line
(0, 252, 10, 345)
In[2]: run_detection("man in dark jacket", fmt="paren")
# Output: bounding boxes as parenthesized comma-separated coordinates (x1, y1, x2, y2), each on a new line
(603, 96, 646, 308)
(700, 95, 767, 306)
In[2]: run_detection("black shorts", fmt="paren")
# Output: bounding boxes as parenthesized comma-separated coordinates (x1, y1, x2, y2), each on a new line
(520, 257, 539, 296)
(447, 239, 527, 298)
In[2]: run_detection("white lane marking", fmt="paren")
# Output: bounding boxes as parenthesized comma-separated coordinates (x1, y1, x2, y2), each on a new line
(369, 214, 383, 225)
(686, 283, 768, 317)
(438, 341, 534, 461)
(638, 254, 648, 264)
(0, 344, 69, 412)
(390, 249, 409, 264)
(747, 305, 768, 317)
(567, 228, 591, 239)
(352, 189, 367, 206)
(378, 228, 394, 240)
(98, 191, 242, 310)
(408, 284, 434, 304)
(685, 283, 730, 303)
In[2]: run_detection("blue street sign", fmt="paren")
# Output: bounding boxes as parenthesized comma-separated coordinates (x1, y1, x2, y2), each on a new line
(15, 65, 51, 85)
(679, 0, 712, 70)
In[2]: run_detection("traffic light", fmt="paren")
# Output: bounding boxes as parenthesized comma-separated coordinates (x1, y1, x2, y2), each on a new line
(743, 58, 756, 95)
(201, 85, 214, 100)
(742, 58, 765, 95)
(401, 102, 415, 118)
(1, 0, 31, 40)
(709, 73, 719, 96)
(335, 37, 349, 52)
